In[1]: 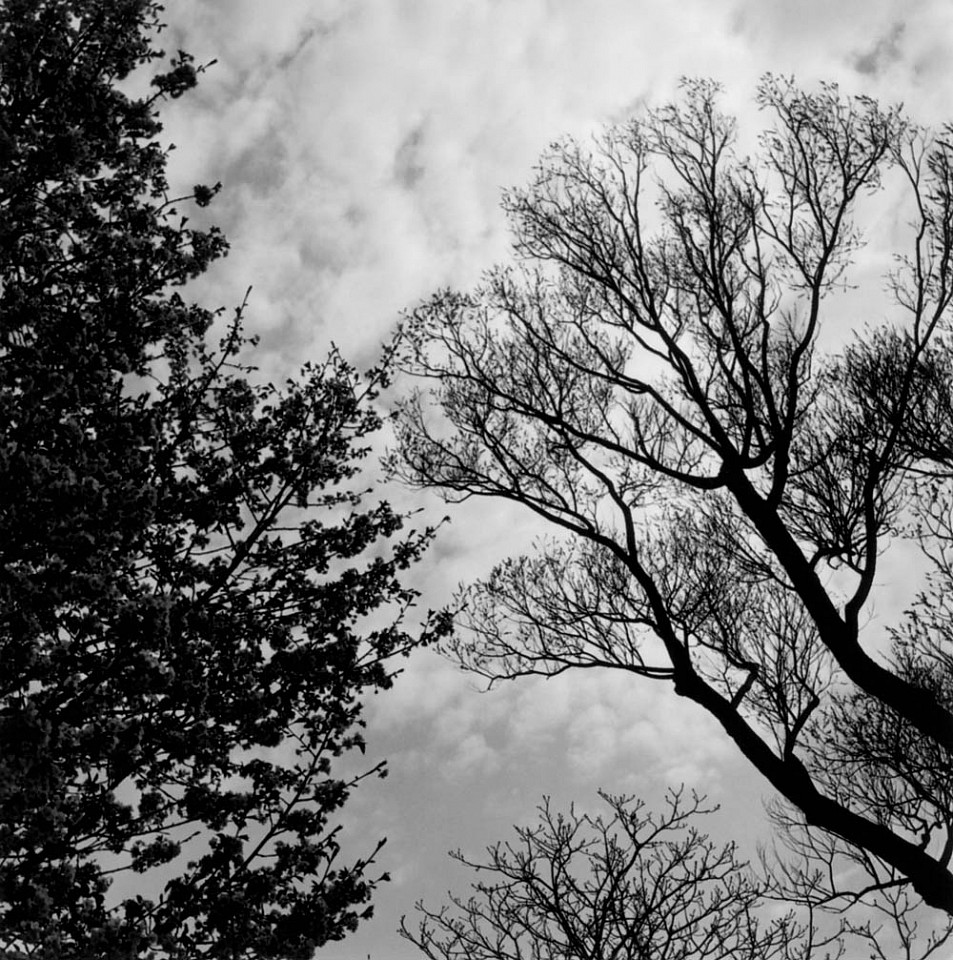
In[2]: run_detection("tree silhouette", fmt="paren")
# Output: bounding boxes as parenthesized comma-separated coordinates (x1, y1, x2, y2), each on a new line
(405, 791, 953, 960)
(402, 790, 807, 960)
(393, 78, 953, 918)
(0, 2, 443, 956)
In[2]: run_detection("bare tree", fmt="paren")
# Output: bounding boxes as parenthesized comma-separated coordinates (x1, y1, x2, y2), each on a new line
(392, 77, 953, 918)
(401, 790, 810, 960)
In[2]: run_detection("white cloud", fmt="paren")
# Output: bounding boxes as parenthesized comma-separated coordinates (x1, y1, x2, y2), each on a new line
(159, 0, 953, 384)
(161, 0, 953, 377)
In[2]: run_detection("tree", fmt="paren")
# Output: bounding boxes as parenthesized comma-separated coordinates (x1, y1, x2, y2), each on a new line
(392, 77, 953, 920)
(402, 789, 807, 960)
(0, 2, 442, 956)
(403, 790, 953, 960)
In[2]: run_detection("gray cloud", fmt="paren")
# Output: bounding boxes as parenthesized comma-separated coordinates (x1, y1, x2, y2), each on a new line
(853, 21, 906, 76)
(394, 123, 427, 189)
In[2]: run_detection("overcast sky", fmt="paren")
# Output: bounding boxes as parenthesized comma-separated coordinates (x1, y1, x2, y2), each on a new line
(152, 2, 953, 957)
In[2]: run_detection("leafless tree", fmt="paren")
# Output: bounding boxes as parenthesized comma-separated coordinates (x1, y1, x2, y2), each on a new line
(401, 790, 812, 960)
(391, 76, 953, 921)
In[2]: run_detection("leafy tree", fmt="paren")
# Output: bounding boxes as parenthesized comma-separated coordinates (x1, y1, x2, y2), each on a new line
(393, 77, 953, 920)
(0, 1, 441, 956)
(402, 789, 807, 960)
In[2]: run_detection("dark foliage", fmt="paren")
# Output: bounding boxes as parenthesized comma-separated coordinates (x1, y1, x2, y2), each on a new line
(0, 2, 441, 956)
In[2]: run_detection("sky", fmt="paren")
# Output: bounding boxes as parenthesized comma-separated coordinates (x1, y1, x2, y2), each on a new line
(148, 2, 953, 957)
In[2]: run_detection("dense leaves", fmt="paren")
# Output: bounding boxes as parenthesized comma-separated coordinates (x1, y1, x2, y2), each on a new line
(0, 2, 441, 956)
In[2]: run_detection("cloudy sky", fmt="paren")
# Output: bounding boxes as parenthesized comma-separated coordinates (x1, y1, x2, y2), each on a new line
(150, 2, 953, 957)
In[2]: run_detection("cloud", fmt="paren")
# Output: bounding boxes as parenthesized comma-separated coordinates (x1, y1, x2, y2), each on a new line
(157, 0, 749, 372)
(853, 22, 905, 76)
(511, 670, 737, 794)
(393, 123, 427, 190)
(160, 0, 953, 383)
(162, 0, 953, 383)
(366, 650, 507, 781)
(369, 648, 736, 801)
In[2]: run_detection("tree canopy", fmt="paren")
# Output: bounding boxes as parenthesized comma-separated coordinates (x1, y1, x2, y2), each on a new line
(0, 1, 441, 956)
(403, 790, 807, 960)
(406, 788, 953, 960)
(393, 77, 953, 921)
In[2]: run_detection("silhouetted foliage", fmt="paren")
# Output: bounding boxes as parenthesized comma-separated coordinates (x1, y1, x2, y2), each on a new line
(393, 77, 953, 925)
(0, 2, 442, 956)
